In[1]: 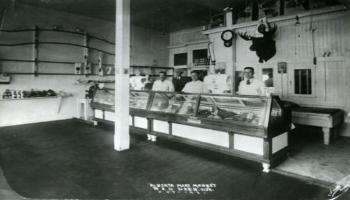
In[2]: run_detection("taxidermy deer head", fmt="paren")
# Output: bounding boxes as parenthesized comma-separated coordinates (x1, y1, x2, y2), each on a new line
(238, 18, 277, 63)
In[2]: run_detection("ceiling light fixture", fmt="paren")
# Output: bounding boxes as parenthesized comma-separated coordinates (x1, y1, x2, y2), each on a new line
(295, 15, 300, 25)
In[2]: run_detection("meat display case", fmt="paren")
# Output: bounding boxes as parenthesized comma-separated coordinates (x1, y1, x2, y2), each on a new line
(91, 89, 291, 172)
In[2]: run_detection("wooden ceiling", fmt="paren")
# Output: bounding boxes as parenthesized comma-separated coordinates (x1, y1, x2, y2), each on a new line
(3, 0, 247, 31)
(1, 0, 348, 32)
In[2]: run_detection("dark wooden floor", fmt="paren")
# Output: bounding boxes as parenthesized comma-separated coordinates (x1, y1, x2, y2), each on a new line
(0, 119, 343, 199)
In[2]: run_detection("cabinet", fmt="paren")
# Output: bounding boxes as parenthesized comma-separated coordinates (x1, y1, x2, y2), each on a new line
(91, 89, 291, 172)
(169, 42, 209, 74)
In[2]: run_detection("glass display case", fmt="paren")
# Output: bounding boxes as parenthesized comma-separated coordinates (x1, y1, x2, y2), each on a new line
(91, 88, 115, 111)
(130, 91, 150, 110)
(269, 98, 283, 124)
(91, 89, 290, 172)
(197, 95, 267, 126)
(150, 92, 198, 116)
(91, 90, 286, 130)
(90, 89, 289, 134)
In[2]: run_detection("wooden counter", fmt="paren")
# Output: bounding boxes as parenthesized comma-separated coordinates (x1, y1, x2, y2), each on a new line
(91, 89, 292, 172)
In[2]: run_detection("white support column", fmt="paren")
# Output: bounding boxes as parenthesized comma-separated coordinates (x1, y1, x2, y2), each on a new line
(225, 10, 233, 27)
(114, 0, 130, 151)
(226, 11, 236, 94)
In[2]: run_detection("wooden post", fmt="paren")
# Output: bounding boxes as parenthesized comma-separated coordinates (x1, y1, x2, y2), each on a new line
(83, 33, 91, 75)
(225, 11, 237, 94)
(33, 25, 39, 76)
(114, 0, 130, 151)
(98, 52, 104, 76)
(225, 10, 232, 27)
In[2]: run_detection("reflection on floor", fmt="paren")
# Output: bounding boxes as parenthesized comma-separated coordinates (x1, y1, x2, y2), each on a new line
(0, 119, 331, 200)
(276, 125, 350, 185)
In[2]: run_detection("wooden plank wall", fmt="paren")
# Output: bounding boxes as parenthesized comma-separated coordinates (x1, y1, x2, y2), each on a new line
(169, 27, 208, 47)
(168, 10, 350, 136)
(235, 11, 349, 110)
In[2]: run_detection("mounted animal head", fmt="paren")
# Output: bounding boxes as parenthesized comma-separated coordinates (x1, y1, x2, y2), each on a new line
(238, 18, 277, 63)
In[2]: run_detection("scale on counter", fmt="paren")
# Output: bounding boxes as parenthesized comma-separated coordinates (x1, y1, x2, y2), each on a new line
(0, 74, 11, 84)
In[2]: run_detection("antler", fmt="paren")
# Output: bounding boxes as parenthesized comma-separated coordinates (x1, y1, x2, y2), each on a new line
(268, 22, 277, 34)
(238, 31, 252, 41)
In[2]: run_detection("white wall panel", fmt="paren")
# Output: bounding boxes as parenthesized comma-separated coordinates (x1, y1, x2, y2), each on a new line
(153, 120, 169, 134)
(134, 117, 148, 129)
(105, 111, 115, 122)
(234, 134, 264, 156)
(172, 123, 229, 148)
(272, 132, 288, 154)
(94, 110, 103, 119)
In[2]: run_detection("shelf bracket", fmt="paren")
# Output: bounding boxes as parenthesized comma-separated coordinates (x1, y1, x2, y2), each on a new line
(83, 33, 91, 76)
(33, 25, 39, 76)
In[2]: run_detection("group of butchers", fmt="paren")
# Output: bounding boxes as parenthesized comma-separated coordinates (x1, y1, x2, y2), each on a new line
(130, 66, 266, 96)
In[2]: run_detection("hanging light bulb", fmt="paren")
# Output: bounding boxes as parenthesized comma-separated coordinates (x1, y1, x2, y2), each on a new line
(295, 15, 300, 25)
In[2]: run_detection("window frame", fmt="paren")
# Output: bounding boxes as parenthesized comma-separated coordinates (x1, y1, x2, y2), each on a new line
(192, 49, 209, 66)
(289, 65, 316, 97)
(174, 52, 188, 66)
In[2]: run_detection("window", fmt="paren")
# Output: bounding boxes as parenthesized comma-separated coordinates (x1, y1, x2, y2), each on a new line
(174, 53, 187, 66)
(192, 49, 209, 66)
(294, 69, 312, 95)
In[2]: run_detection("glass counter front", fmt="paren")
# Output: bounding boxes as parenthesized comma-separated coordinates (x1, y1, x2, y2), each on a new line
(91, 90, 286, 129)
(92, 89, 115, 106)
(150, 93, 198, 116)
(130, 91, 150, 110)
(197, 95, 267, 126)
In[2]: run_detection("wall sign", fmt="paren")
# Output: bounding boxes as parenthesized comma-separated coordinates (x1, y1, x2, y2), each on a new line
(277, 62, 287, 74)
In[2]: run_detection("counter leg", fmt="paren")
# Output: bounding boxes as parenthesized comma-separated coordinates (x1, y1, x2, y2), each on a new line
(151, 135, 157, 142)
(262, 163, 270, 173)
(147, 134, 157, 142)
(322, 127, 330, 145)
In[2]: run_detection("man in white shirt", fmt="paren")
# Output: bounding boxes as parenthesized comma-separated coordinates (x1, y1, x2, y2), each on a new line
(149, 71, 174, 142)
(238, 67, 265, 96)
(203, 65, 232, 94)
(182, 71, 203, 93)
(130, 70, 146, 90)
(152, 71, 174, 92)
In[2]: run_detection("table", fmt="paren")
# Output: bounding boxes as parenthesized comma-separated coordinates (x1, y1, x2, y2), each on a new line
(291, 107, 343, 145)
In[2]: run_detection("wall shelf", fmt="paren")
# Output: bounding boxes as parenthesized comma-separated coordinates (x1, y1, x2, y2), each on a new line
(0, 41, 115, 56)
(0, 26, 115, 76)
(130, 65, 174, 70)
(0, 27, 172, 77)
(129, 65, 174, 76)
(3, 72, 103, 76)
(0, 59, 114, 66)
(0, 96, 59, 101)
(0, 94, 72, 115)
(0, 28, 115, 45)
